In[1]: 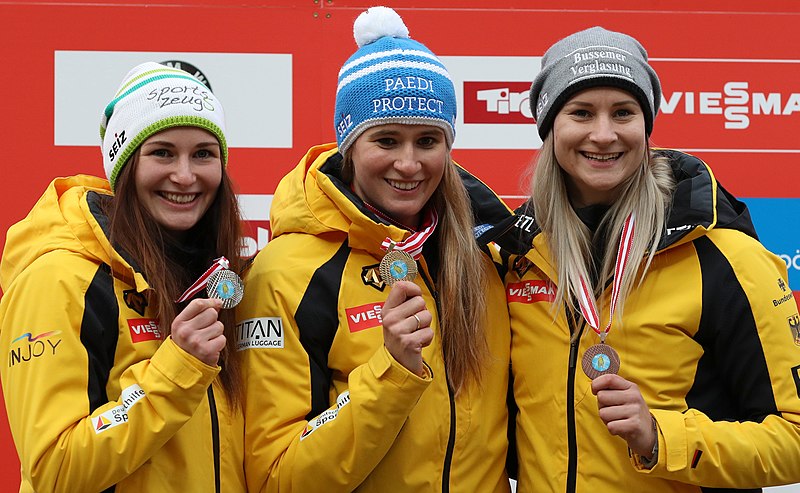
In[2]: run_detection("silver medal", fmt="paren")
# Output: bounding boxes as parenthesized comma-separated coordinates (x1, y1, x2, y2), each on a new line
(206, 269, 244, 309)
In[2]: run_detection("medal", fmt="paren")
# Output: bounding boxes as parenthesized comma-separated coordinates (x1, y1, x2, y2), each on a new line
(379, 246, 418, 286)
(206, 269, 244, 309)
(176, 256, 243, 309)
(577, 213, 635, 379)
(371, 207, 438, 287)
(581, 342, 621, 379)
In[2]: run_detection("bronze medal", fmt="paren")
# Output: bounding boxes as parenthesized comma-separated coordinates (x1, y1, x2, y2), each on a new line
(379, 249, 418, 286)
(206, 269, 244, 309)
(581, 343, 620, 380)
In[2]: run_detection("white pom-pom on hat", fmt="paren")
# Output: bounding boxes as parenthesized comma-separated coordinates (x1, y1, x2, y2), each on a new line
(353, 6, 409, 47)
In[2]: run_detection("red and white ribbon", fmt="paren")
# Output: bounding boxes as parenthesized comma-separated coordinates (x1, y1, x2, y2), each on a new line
(175, 256, 230, 303)
(365, 206, 438, 260)
(577, 212, 636, 341)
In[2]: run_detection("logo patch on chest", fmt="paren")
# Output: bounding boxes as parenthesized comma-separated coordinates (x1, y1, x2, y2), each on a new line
(361, 264, 386, 292)
(127, 318, 162, 343)
(507, 280, 556, 304)
(123, 289, 148, 316)
(345, 302, 385, 333)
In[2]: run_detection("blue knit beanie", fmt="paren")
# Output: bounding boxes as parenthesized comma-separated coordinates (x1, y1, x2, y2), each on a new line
(334, 6, 457, 154)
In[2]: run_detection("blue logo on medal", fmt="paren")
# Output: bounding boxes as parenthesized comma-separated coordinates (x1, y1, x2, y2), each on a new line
(215, 279, 235, 300)
(581, 343, 620, 379)
(389, 260, 408, 280)
(379, 249, 418, 286)
(592, 353, 611, 372)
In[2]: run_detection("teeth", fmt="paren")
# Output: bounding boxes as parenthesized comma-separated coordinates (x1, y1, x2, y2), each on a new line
(162, 192, 197, 204)
(388, 180, 419, 191)
(583, 152, 622, 161)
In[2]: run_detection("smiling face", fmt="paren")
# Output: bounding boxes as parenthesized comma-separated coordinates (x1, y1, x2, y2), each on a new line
(552, 87, 647, 207)
(134, 127, 223, 238)
(349, 124, 447, 228)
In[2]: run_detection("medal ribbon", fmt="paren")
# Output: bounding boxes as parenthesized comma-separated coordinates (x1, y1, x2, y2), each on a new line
(370, 207, 438, 260)
(175, 256, 230, 303)
(577, 212, 636, 342)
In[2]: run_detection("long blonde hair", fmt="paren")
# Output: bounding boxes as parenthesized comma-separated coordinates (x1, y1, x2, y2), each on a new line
(531, 133, 675, 322)
(431, 158, 489, 393)
(343, 153, 488, 393)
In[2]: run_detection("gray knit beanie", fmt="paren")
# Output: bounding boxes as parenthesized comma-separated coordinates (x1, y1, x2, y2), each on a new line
(529, 26, 661, 139)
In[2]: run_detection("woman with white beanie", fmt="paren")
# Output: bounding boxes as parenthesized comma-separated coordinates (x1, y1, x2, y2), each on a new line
(0, 62, 247, 492)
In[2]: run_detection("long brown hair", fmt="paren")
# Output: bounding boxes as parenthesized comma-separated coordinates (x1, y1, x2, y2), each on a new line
(343, 152, 488, 394)
(102, 152, 244, 406)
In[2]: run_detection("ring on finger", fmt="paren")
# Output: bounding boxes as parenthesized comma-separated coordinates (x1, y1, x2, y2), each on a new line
(412, 313, 421, 330)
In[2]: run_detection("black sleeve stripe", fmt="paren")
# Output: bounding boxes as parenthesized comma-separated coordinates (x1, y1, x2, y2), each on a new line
(295, 241, 350, 420)
(80, 263, 120, 414)
(687, 236, 778, 424)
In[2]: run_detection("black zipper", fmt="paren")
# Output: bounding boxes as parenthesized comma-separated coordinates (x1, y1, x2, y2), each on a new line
(435, 289, 456, 493)
(207, 386, 221, 493)
(418, 268, 455, 493)
(566, 309, 585, 493)
(565, 273, 610, 493)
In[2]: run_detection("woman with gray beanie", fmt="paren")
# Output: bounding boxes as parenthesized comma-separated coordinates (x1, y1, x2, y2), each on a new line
(505, 26, 800, 491)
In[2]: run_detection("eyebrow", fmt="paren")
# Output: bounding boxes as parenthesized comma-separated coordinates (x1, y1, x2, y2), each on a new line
(368, 128, 444, 137)
(141, 140, 219, 148)
(564, 98, 639, 108)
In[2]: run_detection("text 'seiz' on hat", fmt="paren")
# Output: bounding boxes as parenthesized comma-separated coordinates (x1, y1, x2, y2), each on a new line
(334, 6, 457, 154)
(529, 26, 662, 139)
(100, 62, 228, 190)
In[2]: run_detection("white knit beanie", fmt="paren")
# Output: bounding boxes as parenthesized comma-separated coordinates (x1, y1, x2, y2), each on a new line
(100, 62, 227, 190)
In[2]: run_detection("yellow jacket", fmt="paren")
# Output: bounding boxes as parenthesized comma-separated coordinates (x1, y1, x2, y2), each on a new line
(238, 144, 513, 492)
(507, 150, 800, 492)
(0, 175, 246, 492)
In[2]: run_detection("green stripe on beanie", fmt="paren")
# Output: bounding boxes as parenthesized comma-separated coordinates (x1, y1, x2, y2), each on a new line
(108, 116, 228, 189)
(103, 73, 208, 122)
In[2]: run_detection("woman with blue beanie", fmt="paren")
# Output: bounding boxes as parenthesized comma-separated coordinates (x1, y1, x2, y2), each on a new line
(238, 6, 515, 492)
(0, 62, 247, 492)
(506, 26, 800, 491)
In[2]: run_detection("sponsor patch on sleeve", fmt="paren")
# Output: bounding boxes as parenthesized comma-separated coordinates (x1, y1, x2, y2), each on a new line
(93, 383, 146, 434)
(300, 390, 351, 441)
(236, 317, 284, 350)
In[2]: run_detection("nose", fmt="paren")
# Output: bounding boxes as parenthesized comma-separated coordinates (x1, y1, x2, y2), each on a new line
(170, 155, 196, 186)
(393, 143, 422, 175)
(589, 115, 618, 145)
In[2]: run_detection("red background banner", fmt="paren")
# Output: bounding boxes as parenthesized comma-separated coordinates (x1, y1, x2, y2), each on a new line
(1, 1, 798, 489)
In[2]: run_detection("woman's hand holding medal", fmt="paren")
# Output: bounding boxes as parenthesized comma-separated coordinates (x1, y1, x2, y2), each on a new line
(171, 256, 242, 367)
(380, 281, 433, 377)
(591, 374, 657, 460)
(171, 297, 226, 367)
